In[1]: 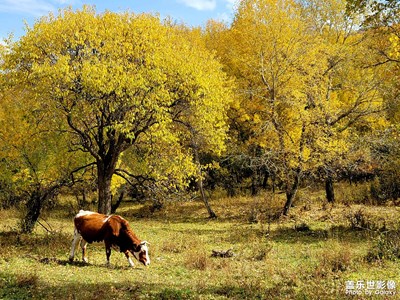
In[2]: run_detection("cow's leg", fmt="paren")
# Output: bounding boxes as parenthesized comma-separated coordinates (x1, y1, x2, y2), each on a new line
(80, 239, 88, 263)
(125, 251, 134, 267)
(105, 242, 112, 267)
(69, 229, 81, 262)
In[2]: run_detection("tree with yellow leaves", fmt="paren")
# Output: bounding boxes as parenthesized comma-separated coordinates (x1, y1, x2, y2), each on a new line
(2, 7, 232, 215)
(302, 0, 387, 202)
(216, 0, 325, 214)
(0, 84, 90, 232)
(207, 0, 386, 214)
(346, 0, 400, 202)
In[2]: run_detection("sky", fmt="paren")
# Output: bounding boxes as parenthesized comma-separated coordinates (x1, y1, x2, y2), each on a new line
(0, 0, 238, 41)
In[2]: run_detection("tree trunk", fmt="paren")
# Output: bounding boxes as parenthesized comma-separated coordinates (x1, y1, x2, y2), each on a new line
(251, 175, 258, 196)
(193, 146, 217, 219)
(226, 179, 236, 197)
(75, 189, 88, 208)
(272, 175, 276, 193)
(111, 189, 125, 214)
(21, 181, 64, 233)
(262, 170, 269, 190)
(325, 173, 335, 203)
(282, 168, 301, 216)
(97, 163, 113, 215)
(282, 123, 306, 216)
(282, 187, 298, 216)
(198, 174, 217, 219)
(21, 189, 43, 233)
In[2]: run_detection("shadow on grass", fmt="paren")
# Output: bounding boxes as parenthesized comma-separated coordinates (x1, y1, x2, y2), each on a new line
(36, 257, 148, 271)
(0, 270, 349, 300)
(0, 270, 285, 300)
(39, 257, 86, 267)
(0, 230, 71, 249)
(270, 225, 376, 245)
(0, 271, 147, 300)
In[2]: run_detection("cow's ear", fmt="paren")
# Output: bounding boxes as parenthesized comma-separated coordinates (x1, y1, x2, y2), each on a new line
(107, 217, 122, 236)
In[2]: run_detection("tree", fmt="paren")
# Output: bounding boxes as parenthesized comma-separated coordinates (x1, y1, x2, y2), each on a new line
(369, 124, 400, 203)
(302, 0, 387, 202)
(214, 0, 326, 214)
(2, 7, 233, 215)
(346, 0, 400, 27)
(0, 85, 88, 232)
(345, 0, 400, 202)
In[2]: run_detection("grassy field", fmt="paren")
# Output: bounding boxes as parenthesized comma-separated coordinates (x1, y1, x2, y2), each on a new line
(0, 188, 399, 299)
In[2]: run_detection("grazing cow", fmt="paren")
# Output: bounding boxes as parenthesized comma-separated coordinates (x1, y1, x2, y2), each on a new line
(69, 210, 150, 267)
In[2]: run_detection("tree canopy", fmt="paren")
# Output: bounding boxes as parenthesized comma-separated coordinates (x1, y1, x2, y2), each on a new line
(205, 0, 388, 214)
(1, 7, 233, 215)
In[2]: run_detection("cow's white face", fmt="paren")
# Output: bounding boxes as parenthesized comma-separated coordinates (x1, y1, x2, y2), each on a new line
(132, 241, 150, 266)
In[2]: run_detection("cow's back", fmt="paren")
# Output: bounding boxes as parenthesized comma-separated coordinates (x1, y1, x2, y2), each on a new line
(74, 211, 108, 243)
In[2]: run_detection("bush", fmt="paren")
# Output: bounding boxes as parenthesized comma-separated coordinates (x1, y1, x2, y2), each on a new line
(370, 174, 400, 205)
(346, 209, 386, 231)
(366, 230, 400, 262)
(16, 272, 39, 289)
(336, 182, 371, 205)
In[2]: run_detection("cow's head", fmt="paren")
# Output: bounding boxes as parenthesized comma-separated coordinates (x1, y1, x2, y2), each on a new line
(132, 241, 150, 266)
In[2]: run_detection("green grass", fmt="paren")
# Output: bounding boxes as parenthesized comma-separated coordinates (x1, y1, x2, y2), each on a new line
(1, 191, 399, 299)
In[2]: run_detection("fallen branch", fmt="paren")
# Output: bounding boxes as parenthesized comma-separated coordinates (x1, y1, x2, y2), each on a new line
(211, 249, 234, 258)
(37, 219, 54, 234)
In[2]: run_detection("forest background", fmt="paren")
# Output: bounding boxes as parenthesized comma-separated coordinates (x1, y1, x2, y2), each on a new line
(1, 0, 399, 230)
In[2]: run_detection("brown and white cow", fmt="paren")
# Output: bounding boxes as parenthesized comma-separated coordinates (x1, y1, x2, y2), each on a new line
(69, 210, 150, 267)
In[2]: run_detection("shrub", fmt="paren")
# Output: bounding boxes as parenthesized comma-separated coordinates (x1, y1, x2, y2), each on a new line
(370, 173, 400, 205)
(161, 238, 187, 254)
(366, 230, 400, 262)
(336, 182, 371, 205)
(347, 209, 377, 231)
(243, 241, 272, 261)
(161, 235, 202, 254)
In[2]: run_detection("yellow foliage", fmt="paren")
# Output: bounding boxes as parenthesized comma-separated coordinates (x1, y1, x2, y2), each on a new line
(389, 33, 400, 59)
(110, 175, 126, 196)
(2, 6, 234, 199)
(204, 0, 388, 189)
(0, 84, 89, 195)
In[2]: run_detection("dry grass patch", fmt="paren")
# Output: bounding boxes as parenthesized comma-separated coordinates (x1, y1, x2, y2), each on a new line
(184, 248, 210, 270)
(314, 241, 355, 278)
